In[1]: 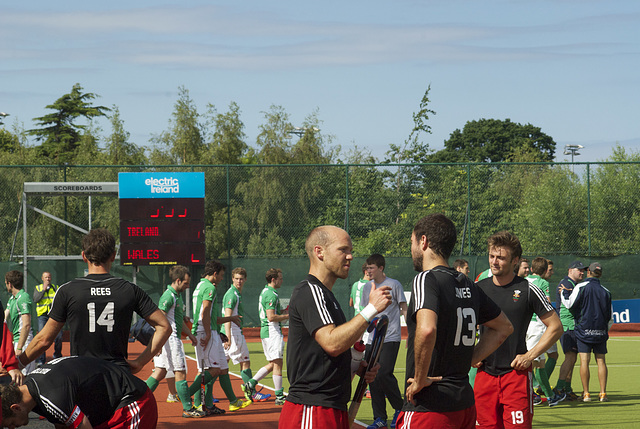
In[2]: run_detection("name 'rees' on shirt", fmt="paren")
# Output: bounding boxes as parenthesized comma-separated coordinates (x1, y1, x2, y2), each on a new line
(403, 267, 501, 413)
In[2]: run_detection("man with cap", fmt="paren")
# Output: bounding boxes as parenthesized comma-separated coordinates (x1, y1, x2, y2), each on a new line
(561, 262, 612, 402)
(553, 261, 585, 400)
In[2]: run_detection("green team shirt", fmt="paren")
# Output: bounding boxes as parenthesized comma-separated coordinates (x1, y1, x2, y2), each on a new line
(526, 274, 550, 322)
(476, 269, 492, 282)
(7, 289, 35, 341)
(221, 285, 243, 335)
(191, 278, 218, 335)
(158, 285, 183, 338)
(259, 284, 282, 339)
(350, 278, 368, 313)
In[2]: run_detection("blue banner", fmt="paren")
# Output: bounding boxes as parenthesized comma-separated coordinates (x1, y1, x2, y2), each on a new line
(612, 299, 640, 324)
(118, 172, 205, 199)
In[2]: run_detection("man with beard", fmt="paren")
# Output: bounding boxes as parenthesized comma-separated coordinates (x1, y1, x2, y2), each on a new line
(396, 214, 513, 429)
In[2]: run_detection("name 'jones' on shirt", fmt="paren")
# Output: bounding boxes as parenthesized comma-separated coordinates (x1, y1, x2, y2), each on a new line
(455, 287, 472, 299)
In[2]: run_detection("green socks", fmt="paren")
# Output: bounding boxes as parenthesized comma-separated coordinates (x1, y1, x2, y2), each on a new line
(176, 380, 191, 411)
(241, 368, 253, 384)
(545, 357, 557, 378)
(534, 368, 553, 398)
(145, 376, 159, 392)
(219, 373, 237, 402)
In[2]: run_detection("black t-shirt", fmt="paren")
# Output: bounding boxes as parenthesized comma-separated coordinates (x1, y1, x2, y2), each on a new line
(27, 356, 148, 427)
(403, 267, 502, 413)
(286, 274, 351, 411)
(48, 274, 158, 369)
(477, 276, 554, 376)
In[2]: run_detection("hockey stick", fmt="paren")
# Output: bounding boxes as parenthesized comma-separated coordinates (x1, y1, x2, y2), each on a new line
(200, 359, 206, 410)
(348, 315, 389, 427)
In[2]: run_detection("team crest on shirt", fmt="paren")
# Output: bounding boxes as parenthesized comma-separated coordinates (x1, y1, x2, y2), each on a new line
(512, 290, 522, 302)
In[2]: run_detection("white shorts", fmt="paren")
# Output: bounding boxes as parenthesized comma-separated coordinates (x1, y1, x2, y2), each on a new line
(195, 331, 228, 371)
(153, 335, 187, 372)
(261, 331, 284, 362)
(526, 320, 547, 362)
(224, 332, 250, 365)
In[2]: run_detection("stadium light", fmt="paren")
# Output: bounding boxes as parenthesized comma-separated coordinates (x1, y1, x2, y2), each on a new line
(0, 112, 8, 126)
(288, 126, 320, 138)
(563, 144, 583, 163)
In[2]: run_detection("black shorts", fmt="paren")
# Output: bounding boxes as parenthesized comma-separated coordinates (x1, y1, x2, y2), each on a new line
(560, 330, 578, 354)
(577, 339, 607, 355)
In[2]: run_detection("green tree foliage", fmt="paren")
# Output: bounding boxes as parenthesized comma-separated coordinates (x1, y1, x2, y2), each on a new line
(29, 83, 110, 163)
(206, 102, 250, 164)
(431, 118, 556, 163)
(151, 86, 204, 164)
(106, 107, 146, 165)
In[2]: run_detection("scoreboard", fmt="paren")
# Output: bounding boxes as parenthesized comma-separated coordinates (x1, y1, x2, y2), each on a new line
(118, 172, 205, 266)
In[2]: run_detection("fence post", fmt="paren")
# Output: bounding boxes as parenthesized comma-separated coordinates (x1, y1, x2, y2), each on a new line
(587, 163, 591, 257)
(226, 165, 232, 262)
(467, 163, 472, 256)
(345, 164, 350, 233)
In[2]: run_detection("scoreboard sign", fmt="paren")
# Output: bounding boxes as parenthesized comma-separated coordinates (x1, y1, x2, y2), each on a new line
(118, 172, 205, 266)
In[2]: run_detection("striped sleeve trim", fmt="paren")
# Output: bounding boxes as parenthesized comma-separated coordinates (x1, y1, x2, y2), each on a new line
(527, 280, 554, 312)
(306, 281, 334, 325)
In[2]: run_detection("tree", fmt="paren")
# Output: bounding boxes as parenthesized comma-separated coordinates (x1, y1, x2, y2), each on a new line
(206, 102, 250, 164)
(29, 83, 110, 163)
(151, 86, 204, 164)
(430, 118, 555, 163)
(105, 107, 146, 165)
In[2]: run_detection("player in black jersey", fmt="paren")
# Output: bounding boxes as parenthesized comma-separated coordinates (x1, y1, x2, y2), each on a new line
(398, 214, 513, 429)
(1, 356, 157, 429)
(475, 231, 562, 429)
(280, 225, 392, 429)
(20, 229, 171, 374)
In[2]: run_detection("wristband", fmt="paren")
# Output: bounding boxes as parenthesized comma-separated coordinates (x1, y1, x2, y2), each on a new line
(360, 303, 378, 323)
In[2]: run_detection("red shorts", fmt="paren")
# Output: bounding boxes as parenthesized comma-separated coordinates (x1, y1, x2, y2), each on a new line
(278, 402, 348, 429)
(474, 369, 533, 429)
(94, 388, 157, 429)
(396, 406, 476, 429)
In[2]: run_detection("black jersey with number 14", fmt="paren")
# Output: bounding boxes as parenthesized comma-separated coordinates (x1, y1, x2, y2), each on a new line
(48, 274, 158, 369)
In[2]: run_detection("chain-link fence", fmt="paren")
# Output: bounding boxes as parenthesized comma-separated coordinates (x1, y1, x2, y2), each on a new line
(1, 162, 638, 316)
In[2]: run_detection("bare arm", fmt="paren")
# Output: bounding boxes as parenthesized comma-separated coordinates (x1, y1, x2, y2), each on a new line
(128, 309, 172, 374)
(20, 318, 64, 367)
(16, 313, 32, 353)
(182, 316, 197, 344)
(223, 308, 233, 349)
(314, 283, 391, 357)
(471, 311, 513, 367)
(511, 310, 563, 370)
(266, 309, 289, 323)
(405, 309, 442, 405)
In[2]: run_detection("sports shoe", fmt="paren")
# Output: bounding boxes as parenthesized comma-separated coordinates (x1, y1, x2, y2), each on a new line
(599, 393, 609, 402)
(390, 409, 401, 428)
(582, 393, 592, 402)
(565, 390, 579, 401)
(229, 398, 252, 411)
(275, 395, 286, 406)
(241, 381, 255, 401)
(204, 404, 226, 415)
(533, 393, 542, 406)
(212, 396, 219, 403)
(252, 391, 272, 402)
(548, 390, 566, 407)
(166, 393, 179, 403)
(367, 417, 388, 429)
(183, 407, 206, 418)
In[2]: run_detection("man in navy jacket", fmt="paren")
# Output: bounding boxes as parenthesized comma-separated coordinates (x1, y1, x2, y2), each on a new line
(561, 262, 612, 402)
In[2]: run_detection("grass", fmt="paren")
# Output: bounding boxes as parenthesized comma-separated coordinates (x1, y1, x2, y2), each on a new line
(186, 335, 640, 428)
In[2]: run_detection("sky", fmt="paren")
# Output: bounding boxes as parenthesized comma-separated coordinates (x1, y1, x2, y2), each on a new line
(1, 0, 639, 163)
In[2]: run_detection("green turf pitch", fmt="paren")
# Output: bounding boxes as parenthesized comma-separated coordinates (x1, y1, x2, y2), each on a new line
(188, 336, 640, 428)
